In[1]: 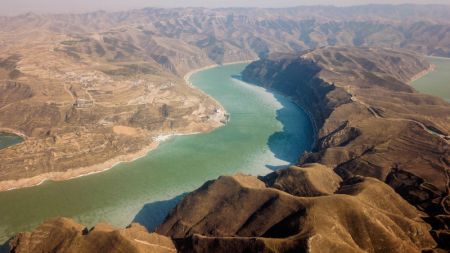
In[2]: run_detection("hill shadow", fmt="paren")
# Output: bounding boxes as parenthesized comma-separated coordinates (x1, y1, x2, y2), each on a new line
(132, 193, 187, 232)
(265, 92, 314, 171)
(232, 74, 314, 172)
(0, 239, 11, 253)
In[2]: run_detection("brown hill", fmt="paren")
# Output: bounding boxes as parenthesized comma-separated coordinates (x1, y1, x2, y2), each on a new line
(156, 164, 435, 253)
(242, 46, 450, 248)
(2, 5, 450, 60)
(260, 163, 342, 196)
(9, 218, 175, 253)
(2, 5, 450, 190)
(2, 5, 450, 252)
(9, 164, 438, 253)
(0, 19, 227, 191)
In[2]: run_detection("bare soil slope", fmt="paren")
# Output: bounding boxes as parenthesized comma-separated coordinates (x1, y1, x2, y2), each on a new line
(242, 46, 450, 248)
(157, 166, 435, 252)
(9, 164, 438, 253)
(9, 218, 176, 253)
(2, 5, 450, 190)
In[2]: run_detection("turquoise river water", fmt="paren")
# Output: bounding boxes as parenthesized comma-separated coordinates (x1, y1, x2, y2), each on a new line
(0, 63, 314, 243)
(0, 134, 22, 151)
(412, 56, 450, 101)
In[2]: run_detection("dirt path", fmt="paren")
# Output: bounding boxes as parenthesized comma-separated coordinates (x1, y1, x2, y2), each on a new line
(64, 84, 76, 102)
(133, 239, 176, 252)
(350, 96, 449, 142)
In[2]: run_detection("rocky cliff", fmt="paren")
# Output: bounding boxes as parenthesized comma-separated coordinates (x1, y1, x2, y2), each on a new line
(2, 5, 450, 190)
(7, 46, 450, 252)
(242, 46, 450, 249)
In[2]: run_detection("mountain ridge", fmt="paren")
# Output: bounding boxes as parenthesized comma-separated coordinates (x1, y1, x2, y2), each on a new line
(1, 5, 450, 252)
(7, 46, 450, 252)
(242, 46, 450, 249)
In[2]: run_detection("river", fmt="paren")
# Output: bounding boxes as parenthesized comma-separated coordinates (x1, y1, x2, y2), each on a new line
(0, 134, 22, 150)
(0, 63, 314, 243)
(412, 56, 450, 101)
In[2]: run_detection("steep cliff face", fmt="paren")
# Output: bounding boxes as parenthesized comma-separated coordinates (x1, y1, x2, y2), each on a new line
(3, 5, 450, 191)
(242, 46, 450, 248)
(6, 46, 450, 252)
(241, 53, 351, 131)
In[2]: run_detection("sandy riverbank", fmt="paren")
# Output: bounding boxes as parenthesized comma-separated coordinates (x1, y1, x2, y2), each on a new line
(0, 128, 27, 139)
(0, 60, 257, 192)
(183, 60, 256, 125)
(183, 60, 256, 84)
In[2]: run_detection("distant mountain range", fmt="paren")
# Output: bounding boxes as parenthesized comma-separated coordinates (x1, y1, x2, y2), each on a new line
(1, 5, 450, 72)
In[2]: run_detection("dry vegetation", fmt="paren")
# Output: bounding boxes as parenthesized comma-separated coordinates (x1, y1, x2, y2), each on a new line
(1, 5, 450, 190)
(3, 5, 450, 253)
(242, 46, 450, 250)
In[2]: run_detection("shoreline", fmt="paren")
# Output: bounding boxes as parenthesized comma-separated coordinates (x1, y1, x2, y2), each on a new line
(231, 77, 319, 150)
(182, 60, 257, 126)
(408, 63, 436, 83)
(0, 131, 201, 192)
(0, 59, 257, 192)
(0, 128, 27, 139)
(427, 55, 450, 60)
(183, 60, 256, 84)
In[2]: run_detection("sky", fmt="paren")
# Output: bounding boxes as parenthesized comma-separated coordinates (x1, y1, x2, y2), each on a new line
(2, 0, 450, 15)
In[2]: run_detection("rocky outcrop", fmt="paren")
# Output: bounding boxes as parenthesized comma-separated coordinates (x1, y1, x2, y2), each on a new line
(242, 46, 450, 249)
(260, 163, 342, 196)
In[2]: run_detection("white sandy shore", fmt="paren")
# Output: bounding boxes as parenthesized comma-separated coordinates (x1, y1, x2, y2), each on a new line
(152, 132, 200, 142)
(0, 59, 258, 192)
(182, 60, 256, 124)
(183, 60, 256, 85)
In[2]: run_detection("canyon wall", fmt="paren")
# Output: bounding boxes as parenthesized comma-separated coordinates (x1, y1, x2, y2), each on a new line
(8, 46, 450, 253)
(2, 5, 450, 190)
(242, 46, 450, 248)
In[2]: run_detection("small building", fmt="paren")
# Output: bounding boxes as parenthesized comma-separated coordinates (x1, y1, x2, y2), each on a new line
(74, 98, 93, 108)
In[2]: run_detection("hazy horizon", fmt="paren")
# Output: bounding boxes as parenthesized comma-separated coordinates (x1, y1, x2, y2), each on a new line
(2, 0, 450, 16)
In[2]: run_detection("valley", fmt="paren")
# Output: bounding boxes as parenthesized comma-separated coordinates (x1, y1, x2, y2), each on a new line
(0, 63, 313, 244)
(1, 4, 450, 253)
(1, 4, 450, 191)
(6, 45, 450, 253)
